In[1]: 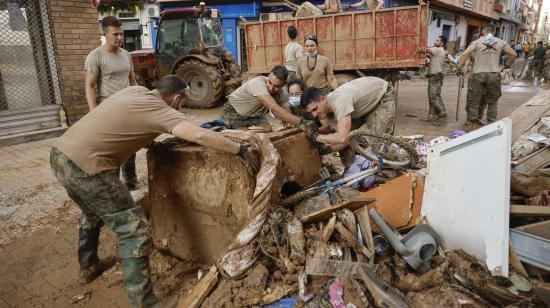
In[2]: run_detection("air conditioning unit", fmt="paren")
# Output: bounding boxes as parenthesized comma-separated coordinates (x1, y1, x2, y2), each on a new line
(147, 5, 159, 18)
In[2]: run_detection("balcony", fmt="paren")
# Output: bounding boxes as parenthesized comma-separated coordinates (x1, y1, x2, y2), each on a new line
(431, 0, 501, 19)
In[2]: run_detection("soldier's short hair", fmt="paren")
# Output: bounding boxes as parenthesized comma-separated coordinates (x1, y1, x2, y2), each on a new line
(102, 16, 122, 32)
(271, 65, 289, 82)
(483, 24, 496, 34)
(157, 75, 188, 99)
(300, 87, 322, 108)
(287, 26, 298, 39)
(438, 35, 448, 45)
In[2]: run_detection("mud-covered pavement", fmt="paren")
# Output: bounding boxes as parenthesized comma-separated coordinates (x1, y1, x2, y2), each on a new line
(0, 67, 544, 307)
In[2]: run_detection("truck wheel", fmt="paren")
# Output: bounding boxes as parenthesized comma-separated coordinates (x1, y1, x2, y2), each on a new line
(175, 59, 223, 108)
(223, 61, 242, 97)
(334, 73, 356, 86)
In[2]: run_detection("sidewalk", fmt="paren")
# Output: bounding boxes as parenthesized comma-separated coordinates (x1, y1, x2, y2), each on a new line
(0, 76, 542, 307)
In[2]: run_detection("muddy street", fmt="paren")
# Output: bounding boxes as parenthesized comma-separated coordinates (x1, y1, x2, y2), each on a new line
(0, 71, 544, 307)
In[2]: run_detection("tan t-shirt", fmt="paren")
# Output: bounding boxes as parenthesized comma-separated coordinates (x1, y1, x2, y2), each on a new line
(53, 86, 187, 175)
(470, 36, 508, 74)
(84, 46, 134, 100)
(326, 77, 388, 126)
(285, 42, 305, 72)
(296, 54, 334, 89)
(427, 47, 445, 75)
(228, 76, 289, 117)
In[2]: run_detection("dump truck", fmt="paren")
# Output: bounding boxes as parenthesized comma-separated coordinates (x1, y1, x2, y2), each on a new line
(131, 3, 241, 108)
(244, 4, 428, 84)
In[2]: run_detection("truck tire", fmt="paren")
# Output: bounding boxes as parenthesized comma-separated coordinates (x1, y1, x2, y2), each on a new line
(223, 60, 242, 97)
(175, 59, 223, 108)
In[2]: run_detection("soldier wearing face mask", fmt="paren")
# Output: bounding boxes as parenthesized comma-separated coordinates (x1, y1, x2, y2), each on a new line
(220, 65, 307, 128)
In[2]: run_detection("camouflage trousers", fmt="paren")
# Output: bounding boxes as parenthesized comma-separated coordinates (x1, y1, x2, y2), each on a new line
(220, 101, 268, 128)
(529, 59, 544, 78)
(353, 84, 396, 134)
(427, 73, 447, 118)
(466, 77, 487, 120)
(50, 147, 151, 259)
(340, 85, 396, 168)
(466, 72, 501, 123)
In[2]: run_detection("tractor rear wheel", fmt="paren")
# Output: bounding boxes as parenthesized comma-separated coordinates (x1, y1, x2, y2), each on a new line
(175, 59, 223, 108)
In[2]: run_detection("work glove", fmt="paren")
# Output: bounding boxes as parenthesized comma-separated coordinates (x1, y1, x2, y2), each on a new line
(300, 120, 320, 143)
(237, 144, 261, 177)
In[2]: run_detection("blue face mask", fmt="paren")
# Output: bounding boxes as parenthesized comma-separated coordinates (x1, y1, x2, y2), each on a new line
(289, 96, 301, 107)
(486, 33, 494, 40)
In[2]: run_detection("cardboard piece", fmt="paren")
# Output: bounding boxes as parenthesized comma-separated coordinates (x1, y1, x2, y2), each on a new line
(355, 173, 424, 232)
(421, 119, 512, 277)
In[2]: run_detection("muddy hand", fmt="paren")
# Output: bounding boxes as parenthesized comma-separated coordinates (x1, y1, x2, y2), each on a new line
(300, 120, 320, 143)
(238, 144, 261, 176)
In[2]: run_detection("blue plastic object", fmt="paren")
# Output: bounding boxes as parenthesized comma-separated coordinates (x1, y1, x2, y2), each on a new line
(264, 297, 299, 308)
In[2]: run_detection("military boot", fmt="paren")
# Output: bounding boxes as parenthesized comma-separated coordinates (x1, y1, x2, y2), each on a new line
(420, 115, 438, 122)
(78, 228, 117, 284)
(464, 121, 479, 132)
(432, 116, 447, 126)
(121, 256, 159, 307)
(101, 207, 155, 306)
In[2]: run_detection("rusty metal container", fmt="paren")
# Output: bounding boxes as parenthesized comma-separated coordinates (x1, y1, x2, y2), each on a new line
(244, 4, 428, 74)
(146, 129, 321, 264)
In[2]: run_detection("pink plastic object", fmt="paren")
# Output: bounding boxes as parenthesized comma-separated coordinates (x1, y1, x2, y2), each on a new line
(328, 280, 346, 308)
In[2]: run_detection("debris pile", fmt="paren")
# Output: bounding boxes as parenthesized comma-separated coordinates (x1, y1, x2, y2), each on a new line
(144, 111, 549, 307)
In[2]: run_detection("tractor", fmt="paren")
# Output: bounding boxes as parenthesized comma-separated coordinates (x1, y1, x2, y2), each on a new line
(131, 3, 241, 108)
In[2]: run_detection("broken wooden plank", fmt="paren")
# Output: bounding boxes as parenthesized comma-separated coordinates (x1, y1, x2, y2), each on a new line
(514, 147, 550, 176)
(509, 240, 529, 278)
(300, 197, 374, 224)
(335, 222, 374, 259)
(356, 207, 375, 254)
(320, 214, 337, 242)
(513, 220, 550, 239)
(508, 90, 550, 142)
(357, 264, 409, 308)
(511, 172, 550, 198)
(510, 205, 550, 217)
(176, 266, 218, 308)
(305, 259, 374, 279)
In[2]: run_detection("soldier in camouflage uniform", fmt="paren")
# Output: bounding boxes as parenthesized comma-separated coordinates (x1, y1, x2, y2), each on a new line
(299, 77, 395, 168)
(457, 24, 516, 131)
(544, 48, 550, 82)
(417, 35, 448, 125)
(51, 75, 259, 307)
(221, 65, 304, 128)
(529, 41, 547, 79)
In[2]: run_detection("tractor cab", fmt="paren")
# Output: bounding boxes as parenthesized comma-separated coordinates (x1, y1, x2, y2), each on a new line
(131, 2, 242, 108)
(156, 7, 223, 77)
